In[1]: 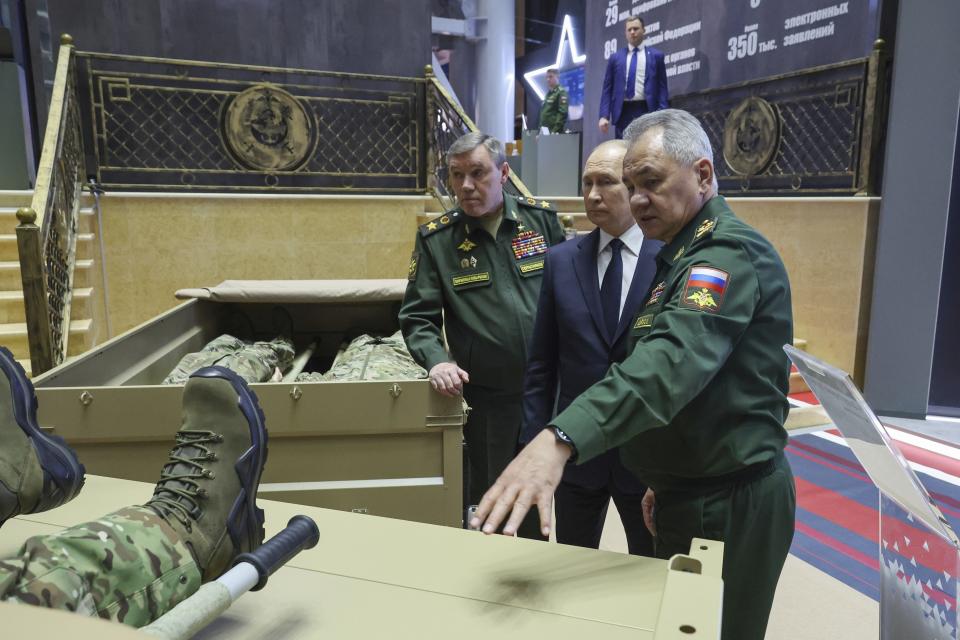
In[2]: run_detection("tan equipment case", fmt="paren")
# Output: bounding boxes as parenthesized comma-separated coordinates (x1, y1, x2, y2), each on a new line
(32, 280, 465, 527)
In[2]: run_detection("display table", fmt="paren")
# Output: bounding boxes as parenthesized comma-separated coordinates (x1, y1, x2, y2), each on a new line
(1, 475, 724, 639)
(520, 131, 581, 197)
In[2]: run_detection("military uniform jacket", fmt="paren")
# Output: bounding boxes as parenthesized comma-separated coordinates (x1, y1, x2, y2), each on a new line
(551, 196, 793, 490)
(539, 86, 569, 133)
(399, 192, 565, 393)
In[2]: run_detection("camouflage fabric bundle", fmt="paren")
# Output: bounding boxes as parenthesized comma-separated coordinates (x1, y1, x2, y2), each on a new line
(295, 331, 426, 382)
(0, 506, 201, 624)
(163, 335, 295, 384)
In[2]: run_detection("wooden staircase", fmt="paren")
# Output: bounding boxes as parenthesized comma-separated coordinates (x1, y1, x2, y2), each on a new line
(0, 190, 100, 376)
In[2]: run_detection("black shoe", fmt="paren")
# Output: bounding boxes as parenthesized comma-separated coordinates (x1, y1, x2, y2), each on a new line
(0, 347, 85, 525)
(146, 366, 268, 580)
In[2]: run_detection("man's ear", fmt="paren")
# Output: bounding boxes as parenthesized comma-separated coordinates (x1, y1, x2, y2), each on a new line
(499, 162, 510, 185)
(695, 158, 714, 193)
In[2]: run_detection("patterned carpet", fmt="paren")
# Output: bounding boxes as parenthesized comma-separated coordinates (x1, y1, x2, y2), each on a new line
(786, 426, 960, 605)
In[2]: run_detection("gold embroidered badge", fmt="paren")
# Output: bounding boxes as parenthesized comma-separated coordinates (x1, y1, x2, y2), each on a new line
(452, 272, 491, 286)
(694, 218, 716, 240)
(426, 221, 438, 231)
(633, 314, 654, 329)
(519, 259, 545, 273)
(458, 239, 477, 252)
(686, 288, 717, 309)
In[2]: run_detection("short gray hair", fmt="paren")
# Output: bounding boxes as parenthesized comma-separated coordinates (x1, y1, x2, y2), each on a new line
(623, 109, 714, 168)
(447, 132, 506, 167)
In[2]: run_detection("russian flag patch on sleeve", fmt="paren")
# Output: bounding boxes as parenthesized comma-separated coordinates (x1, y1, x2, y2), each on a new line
(680, 265, 730, 313)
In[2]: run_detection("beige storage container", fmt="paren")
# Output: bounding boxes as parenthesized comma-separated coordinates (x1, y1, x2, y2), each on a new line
(32, 280, 464, 527)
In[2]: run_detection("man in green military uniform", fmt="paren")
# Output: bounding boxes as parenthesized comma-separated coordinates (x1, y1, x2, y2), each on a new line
(399, 132, 564, 536)
(539, 68, 569, 134)
(472, 110, 795, 640)
(0, 346, 269, 626)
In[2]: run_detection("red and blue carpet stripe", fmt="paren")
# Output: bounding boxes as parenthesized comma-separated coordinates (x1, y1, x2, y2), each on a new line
(786, 426, 960, 603)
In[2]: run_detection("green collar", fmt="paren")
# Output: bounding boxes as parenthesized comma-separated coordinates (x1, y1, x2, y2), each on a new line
(464, 191, 520, 235)
(657, 195, 729, 266)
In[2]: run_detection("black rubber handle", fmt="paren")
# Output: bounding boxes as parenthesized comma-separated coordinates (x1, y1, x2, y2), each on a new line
(232, 515, 320, 591)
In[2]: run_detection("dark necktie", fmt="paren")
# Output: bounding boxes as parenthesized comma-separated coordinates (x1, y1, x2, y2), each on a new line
(625, 48, 638, 99)
(601, 238, 624, 340)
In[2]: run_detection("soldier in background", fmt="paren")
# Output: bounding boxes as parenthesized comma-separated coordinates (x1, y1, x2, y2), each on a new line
(0, 348, 268, 625)
(539, 68, 569, 133)
(399, 132, 564, 537)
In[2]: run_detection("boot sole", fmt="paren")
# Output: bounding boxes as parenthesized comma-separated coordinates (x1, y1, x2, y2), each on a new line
(190, 366, 268, 553)
(0, 347, 85, 511)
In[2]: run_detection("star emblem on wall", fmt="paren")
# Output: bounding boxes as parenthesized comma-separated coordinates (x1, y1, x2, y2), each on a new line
(523, 14, 586, 101)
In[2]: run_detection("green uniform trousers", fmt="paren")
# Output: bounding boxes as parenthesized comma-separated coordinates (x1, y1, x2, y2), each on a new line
(462, 385, 541, 539)
(0, 506, 201, 625)
(653, 456, 795, 640)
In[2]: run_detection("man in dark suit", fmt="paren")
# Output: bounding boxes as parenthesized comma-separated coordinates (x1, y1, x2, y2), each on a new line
(520, 140, 661, 554)
(599, 16, 669, 139)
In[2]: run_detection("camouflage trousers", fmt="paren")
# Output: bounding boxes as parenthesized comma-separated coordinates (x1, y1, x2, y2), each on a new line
(0, 506, 201, 626)
(164, 334, 295, 385)
(296, 331, 426, 382)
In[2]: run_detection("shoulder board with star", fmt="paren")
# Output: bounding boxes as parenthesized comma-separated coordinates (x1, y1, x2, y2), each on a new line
(515, 195, 556, 212)
(419, 210, 462, 236)
(692, 217, 717, 244)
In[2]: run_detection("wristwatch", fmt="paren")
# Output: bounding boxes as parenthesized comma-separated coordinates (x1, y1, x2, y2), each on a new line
(550, 426, 578, 462)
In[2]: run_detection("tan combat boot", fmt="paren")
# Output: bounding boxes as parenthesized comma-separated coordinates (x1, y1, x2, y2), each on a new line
(0, 347, 85, 526)
(146, 366, 268, 581)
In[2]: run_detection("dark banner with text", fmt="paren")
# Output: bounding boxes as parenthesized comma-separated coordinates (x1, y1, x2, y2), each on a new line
(580, 0, 881, 170)
(593, 0, 879, 96)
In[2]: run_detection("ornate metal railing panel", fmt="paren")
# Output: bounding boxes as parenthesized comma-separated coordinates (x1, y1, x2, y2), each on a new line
(17, 35, 86, 375)
(75, 52, 427, 193)
(672, 41, 890, 195)
(425, 66, 532, 209)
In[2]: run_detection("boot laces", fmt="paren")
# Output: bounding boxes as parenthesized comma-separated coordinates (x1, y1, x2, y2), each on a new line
(148, 430, 222, 530)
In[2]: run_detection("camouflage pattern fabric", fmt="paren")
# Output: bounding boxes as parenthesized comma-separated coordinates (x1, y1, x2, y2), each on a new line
(163, 335, 295, 384)
(295, 331, 426, 382)
(0, 506, 201, 626)
(293, 371, 326, 383)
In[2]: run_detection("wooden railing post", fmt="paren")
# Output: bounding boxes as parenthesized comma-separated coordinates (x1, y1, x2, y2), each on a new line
(15, 208, 55, 375)
(857, 38, 889, 196)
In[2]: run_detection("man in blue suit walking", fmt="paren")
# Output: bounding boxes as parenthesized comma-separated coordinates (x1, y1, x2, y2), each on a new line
(520, 140, 661, 554)
(599, 16, 669, 139)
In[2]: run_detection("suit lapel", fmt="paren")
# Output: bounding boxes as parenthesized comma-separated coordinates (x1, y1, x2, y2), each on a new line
(573, 230, 609, 345)
(612, 238, 663, 344)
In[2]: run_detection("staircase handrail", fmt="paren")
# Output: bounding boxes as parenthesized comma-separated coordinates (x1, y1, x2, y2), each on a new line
(16, 33, 86, 376)
(424, 65, 533, 212)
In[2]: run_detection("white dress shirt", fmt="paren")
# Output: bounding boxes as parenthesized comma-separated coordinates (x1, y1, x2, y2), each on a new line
(597, 223, 645, 320)
(625, 44, 647, 101)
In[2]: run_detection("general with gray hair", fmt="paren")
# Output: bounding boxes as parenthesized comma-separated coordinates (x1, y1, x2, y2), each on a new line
(623, 108, 714, 167)
(446, 131, 506, 168)
(400, 129, 564, 539)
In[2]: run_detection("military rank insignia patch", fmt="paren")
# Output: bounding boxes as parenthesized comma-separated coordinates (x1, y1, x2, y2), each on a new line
(633, 313, 654, 329)
(680, 266, 729, 313)
(694, 218, 716, 240)
(407, 251, 419, 281)
(511, 230, 548, 260)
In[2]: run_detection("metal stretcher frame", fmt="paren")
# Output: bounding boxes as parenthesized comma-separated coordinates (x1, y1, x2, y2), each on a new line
(1, 475, 724, 639)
